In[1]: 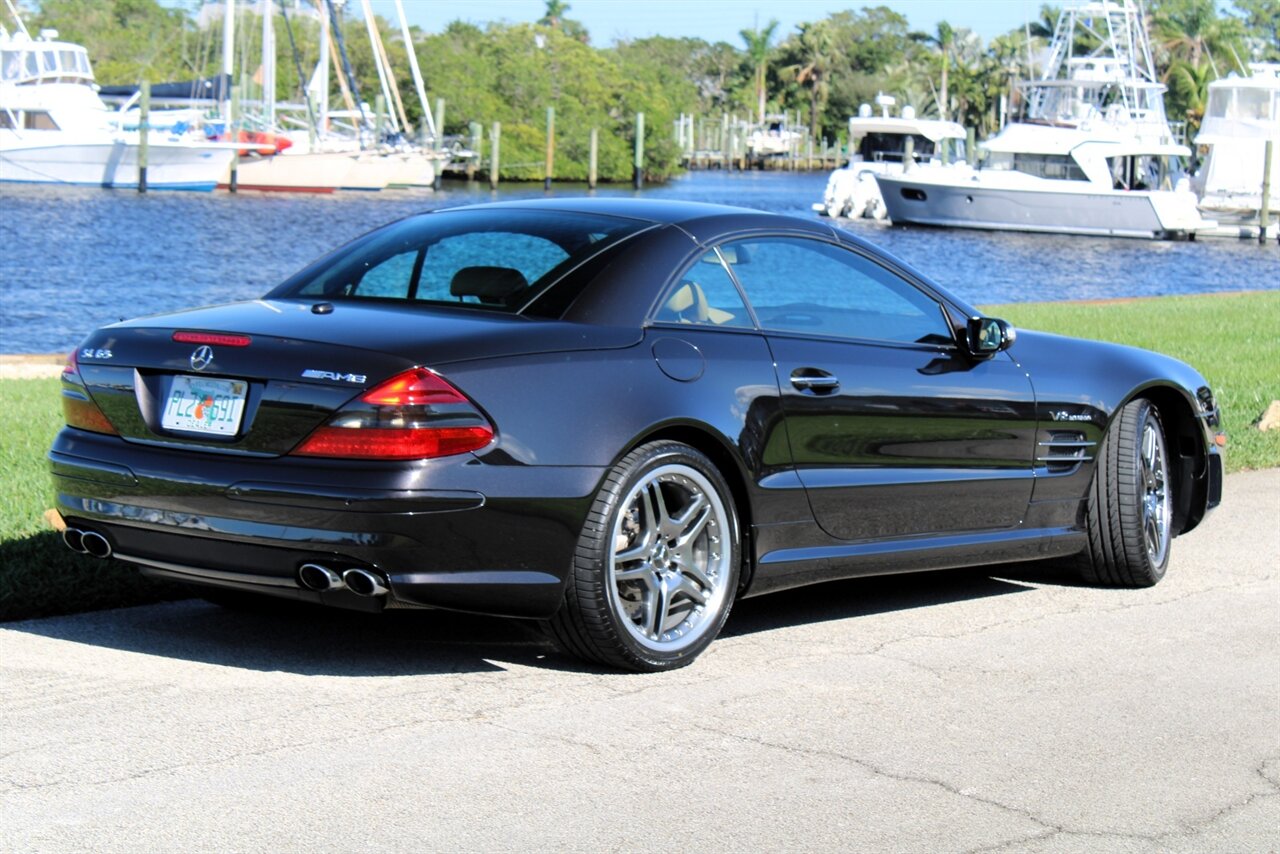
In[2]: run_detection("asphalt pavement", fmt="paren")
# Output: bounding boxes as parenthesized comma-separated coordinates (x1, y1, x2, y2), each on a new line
(2, 470, 1277, 853)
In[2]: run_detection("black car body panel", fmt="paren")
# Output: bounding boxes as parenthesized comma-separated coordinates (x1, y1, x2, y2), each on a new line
(51, 199, 1223, 628)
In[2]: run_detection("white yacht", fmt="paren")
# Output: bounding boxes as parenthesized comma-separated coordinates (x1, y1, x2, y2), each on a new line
(0, 27, 236, 190)
(816, 95, 967, 219)
(876, 0, 1213, 239)
(1192, 63, 1280, 239)
(747, 114, 806, 158)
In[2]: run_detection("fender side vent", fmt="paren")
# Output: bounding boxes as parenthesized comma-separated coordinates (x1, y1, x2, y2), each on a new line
(1038, 431, 1095, 474)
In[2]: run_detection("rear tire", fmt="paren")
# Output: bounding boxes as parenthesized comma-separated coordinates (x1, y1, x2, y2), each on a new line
(543, 441, 741, 672)
(1075, 398, 1173, 587)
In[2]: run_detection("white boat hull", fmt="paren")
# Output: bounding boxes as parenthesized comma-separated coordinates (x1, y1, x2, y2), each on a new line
(876, 173, 1209, 239)
(223, 150, 355, 193)
(0, 138, 235, 190)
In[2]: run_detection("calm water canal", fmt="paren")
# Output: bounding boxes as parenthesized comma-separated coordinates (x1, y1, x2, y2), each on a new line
(1, 170, 1275, 353)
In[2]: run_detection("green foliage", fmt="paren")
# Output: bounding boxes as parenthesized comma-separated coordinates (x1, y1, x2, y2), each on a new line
(26, 0, 1280, 169)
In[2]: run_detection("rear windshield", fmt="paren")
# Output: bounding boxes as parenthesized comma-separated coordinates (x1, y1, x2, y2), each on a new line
(270, 209, 650, 314)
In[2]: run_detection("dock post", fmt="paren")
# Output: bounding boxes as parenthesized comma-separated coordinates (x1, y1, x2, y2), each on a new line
(903, 135, 914, 173)
(634, 111, 645, 190)
(1260, 140, 1274, 244)
(229, 83, 240, 193)
(137, 80, 150, 193)
(966, 127, 976, 166)
(489, 122, 500, 190)
(434, 99, 446, 190)
(545, 106, 555, 191)
(374, 94, 386, 142)
(721, 115, 730, 170)
(467, 121, 481, 181)
(588, 127, 598, 190)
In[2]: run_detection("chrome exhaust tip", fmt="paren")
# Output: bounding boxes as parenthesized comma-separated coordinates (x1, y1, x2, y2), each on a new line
(80, 531, 112, 559)
(342, 568, 388, 598)
(62, 528, 87, 553)
(298, 563, 344, 592)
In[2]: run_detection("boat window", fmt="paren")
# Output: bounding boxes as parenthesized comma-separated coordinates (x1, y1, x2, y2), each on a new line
(23, 111, 58, 131)
(858, 133, 937, 163)
(986, 151, 1087, 181)
(0, 110, 14, 129)
(1237, 88, 1273, 121)
(272, 209, 650, 315)
(23, 51, 38, 77)
(41, 51, 57, 73)
(59, 51, 79, 73)
(718, 237, 952, 346)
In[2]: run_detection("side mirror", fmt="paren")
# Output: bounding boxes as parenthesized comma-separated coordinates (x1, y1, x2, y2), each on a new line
(966, 316, 1016, 357)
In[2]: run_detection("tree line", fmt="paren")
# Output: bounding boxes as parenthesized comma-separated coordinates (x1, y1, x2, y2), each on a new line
(25, 0, 1280, 182)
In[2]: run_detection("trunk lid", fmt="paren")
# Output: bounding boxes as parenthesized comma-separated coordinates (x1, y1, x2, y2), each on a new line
(72, 299, 639, 456)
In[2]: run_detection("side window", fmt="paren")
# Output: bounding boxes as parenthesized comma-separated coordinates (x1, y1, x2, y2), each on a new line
(354, 250, 418, 298)
(653, 251, 753, 329)
(722, 237, 952, 346)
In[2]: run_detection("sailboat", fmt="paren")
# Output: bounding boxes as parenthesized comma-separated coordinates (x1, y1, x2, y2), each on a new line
(876, 0, 1213, 239)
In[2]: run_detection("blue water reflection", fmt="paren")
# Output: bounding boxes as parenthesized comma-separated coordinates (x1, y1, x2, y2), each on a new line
(1, 171, 1274, 353)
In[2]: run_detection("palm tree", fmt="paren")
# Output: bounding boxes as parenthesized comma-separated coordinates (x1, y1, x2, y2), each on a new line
(1164, 59, 1216, 137)
(538, 0, 571, 29)
(740, 19, 779, 124)
(782, 22, 837, 138)
(1152, 0, 1246, 77)
(911, 21, 955, 120)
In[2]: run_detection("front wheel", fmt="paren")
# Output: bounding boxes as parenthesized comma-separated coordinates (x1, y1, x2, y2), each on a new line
(544, 442, 741, 672)
(1075, 398, 1174, 587)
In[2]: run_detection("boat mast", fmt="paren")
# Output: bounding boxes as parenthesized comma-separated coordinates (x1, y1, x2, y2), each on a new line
(359, 0, 400, 135)
(222, 0, 235, 122)
(395, 0, 436, 141)
(260, 0, 276, 128)
(3, 0, 30, 36)
(323, 0, 369, 135)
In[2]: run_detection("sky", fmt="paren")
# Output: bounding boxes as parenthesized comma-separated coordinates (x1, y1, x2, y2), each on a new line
(366, 0, 1037, 45)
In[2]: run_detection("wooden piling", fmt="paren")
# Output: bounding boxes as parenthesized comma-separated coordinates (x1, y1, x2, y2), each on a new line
(634, 112, 645, 190)
(544, 106, 555, 191)
(966, 127, 977, 166)
(228, 83, 240, 193)
(434, 98, 446, 190)
(588, 127, 598, 190)
(903, 135, 914, 172)
(1260, 140, 1273, 244)
(489, 121, 500, 190)
(467, 121, 481, 181)
(374, 94, 386, 141)
(137, 80, 150, 193)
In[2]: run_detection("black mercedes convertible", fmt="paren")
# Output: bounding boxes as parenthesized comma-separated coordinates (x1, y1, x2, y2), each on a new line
(50, 199, 1224, 671)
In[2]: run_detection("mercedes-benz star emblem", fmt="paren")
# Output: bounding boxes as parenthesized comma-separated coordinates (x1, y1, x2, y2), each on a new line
(190, 345, 215, 372)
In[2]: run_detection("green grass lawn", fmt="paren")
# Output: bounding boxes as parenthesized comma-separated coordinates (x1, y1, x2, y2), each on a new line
(1, 290, 1276, 622)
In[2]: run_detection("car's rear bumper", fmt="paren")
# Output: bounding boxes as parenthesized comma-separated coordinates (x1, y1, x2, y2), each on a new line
(50, 429, 603, 619)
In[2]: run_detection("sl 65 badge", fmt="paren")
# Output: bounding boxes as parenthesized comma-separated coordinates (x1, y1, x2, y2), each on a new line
(80, 348, 112, 360)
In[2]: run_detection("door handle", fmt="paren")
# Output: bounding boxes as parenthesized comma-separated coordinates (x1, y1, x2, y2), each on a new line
(790, 369, 840, 393)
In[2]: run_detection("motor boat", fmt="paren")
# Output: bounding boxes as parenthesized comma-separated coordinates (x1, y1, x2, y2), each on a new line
(0, 26, 236, 190)
(876, 0, 1214, 239)
(816, 95, 967, 219)
(1192, 63, 1280, 239)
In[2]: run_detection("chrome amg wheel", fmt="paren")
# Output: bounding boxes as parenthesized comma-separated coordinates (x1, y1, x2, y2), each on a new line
(607, 464, 732, 653)
(544, 441, 740, 671)
(1141, 416, 1172, 568)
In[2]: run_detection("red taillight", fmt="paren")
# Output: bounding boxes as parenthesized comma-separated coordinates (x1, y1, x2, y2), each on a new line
(359, 368, 467, 406)
(61, 351, 118, 435)
(292, 367, 493, 460)
(294, 426, 493, 460)
(172, 331, 252, 347)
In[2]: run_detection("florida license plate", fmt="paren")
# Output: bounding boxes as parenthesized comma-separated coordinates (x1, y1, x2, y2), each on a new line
(161, 375, 248, 436)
